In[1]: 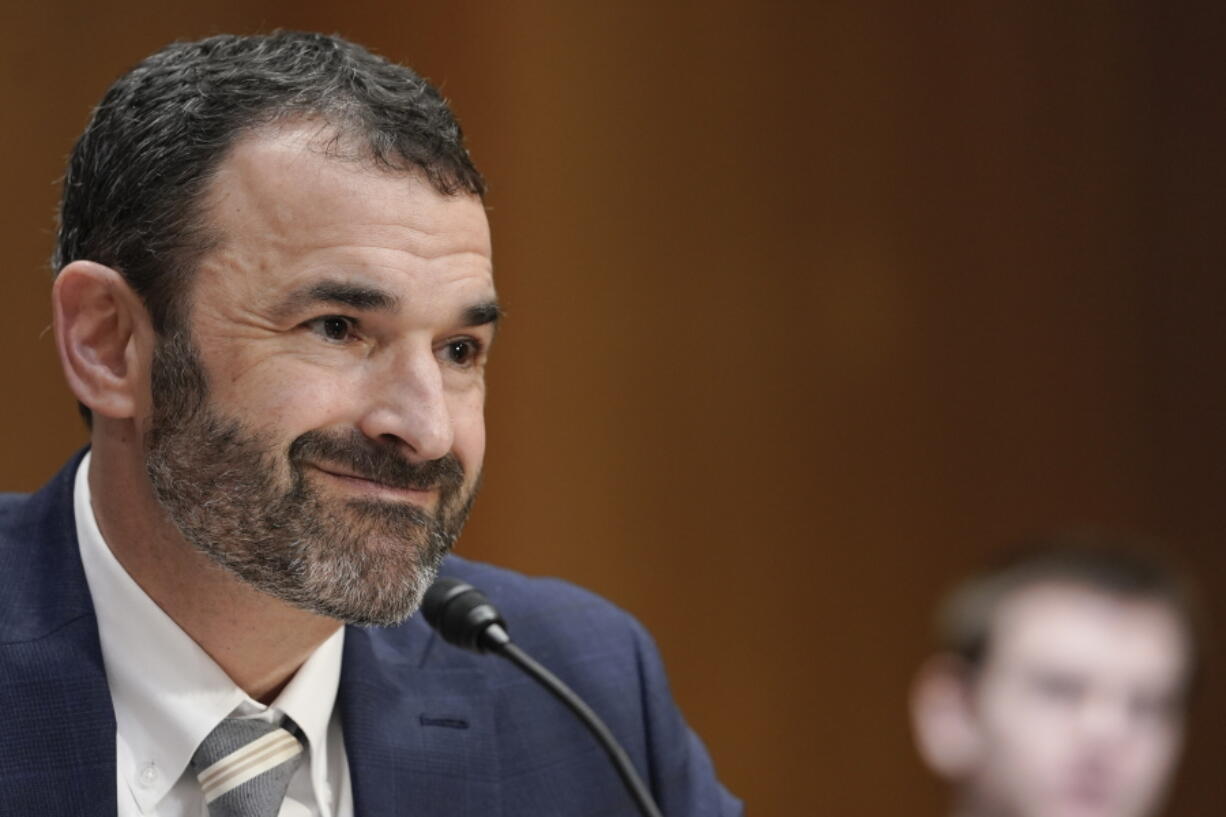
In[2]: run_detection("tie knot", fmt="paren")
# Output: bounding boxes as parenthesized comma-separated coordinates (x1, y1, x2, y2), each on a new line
(191, 717, 305, 816)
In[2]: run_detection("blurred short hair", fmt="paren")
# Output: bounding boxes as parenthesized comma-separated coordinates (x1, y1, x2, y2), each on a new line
(935, 530, 1201, 685)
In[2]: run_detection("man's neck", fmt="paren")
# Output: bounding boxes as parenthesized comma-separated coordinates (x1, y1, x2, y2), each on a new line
(87, 433, 340, 703)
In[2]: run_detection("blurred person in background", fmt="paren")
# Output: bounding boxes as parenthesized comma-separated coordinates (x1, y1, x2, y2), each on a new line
(910, 534, 1197, 817)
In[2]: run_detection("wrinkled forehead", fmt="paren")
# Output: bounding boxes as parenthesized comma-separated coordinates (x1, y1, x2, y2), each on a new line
(986, 582, 1191, 692)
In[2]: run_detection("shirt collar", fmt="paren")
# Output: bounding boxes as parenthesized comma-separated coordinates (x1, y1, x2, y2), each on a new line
(74, 452, 344, 813)
(267, 617, 344, 791)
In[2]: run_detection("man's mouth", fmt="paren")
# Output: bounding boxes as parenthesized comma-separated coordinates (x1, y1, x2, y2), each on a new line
(1061, 775, 1117, 814)
(308, 463, 440, 504)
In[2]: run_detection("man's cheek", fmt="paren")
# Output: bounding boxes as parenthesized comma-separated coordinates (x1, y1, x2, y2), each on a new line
(239, 370, 358, 433)
(451, 391, 487, 459)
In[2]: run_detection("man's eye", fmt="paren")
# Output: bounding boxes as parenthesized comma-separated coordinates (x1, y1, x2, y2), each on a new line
(306, 316, 357, 342)
(442, 338, 481, 366)
(1131, 693, 1178, 724)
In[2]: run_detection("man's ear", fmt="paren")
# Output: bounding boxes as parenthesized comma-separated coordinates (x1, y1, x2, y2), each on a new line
(910, 654, 982, 780)
(52, 260, 153, 421)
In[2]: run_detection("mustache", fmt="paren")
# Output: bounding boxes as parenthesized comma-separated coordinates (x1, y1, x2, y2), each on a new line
(289, 430, 465, 493)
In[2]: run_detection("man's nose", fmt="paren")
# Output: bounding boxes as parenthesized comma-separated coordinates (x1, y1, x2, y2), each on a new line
(1078, 694, 1131, 745)
(356, 349, 454, 461)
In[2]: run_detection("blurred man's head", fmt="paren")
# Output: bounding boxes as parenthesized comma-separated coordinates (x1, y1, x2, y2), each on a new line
(911, 536, 1197, 817)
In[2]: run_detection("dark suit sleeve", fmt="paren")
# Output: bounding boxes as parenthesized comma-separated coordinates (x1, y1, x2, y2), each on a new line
(626, 616, 744, 816)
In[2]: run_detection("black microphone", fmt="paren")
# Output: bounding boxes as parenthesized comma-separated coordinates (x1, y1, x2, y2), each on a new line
(421, 578, 665, 817)
(420, 576, 511, 652)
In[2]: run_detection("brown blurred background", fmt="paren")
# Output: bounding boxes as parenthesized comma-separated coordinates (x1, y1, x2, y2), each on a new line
(2, 2, 1223, 814)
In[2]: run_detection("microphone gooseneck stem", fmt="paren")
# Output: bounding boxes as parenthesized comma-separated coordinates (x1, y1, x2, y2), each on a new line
(420, 578, 665, 817)
(491, 639, 665, 817)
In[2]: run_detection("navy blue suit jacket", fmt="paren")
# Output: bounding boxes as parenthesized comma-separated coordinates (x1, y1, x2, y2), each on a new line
(0, 455, 741, 815)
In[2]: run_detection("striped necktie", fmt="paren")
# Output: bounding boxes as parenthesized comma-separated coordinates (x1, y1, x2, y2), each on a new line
(190, 717, 306, 817)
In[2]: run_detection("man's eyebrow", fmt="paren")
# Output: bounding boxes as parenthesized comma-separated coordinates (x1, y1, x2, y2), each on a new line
(464, 300, 503, 330)
(275, 280, 400, 317)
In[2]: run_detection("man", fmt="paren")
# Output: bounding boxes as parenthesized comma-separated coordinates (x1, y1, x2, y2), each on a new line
(0, 32, 740, 816)
(910, 538, 1195, 817)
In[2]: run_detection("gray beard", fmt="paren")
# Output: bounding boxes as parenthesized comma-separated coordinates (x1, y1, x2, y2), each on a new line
(143, 330, 476, 627)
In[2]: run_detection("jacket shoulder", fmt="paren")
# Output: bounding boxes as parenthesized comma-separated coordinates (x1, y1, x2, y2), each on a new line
(439, 555, 646, 656)
(432, 556, 743, 816)
(0, 454, 93, 642)
(0, 490, 36, 536)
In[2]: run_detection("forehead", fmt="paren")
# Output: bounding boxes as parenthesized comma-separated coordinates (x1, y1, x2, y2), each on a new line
(988, 582, 1188, 688)
(194, 122, 492, 301)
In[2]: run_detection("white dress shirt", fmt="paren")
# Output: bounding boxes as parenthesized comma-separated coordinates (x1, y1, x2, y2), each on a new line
(74, 453, 355, 816)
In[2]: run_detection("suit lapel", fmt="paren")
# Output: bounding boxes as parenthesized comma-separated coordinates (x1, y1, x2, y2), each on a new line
(0, 453, 116, 814)
(339, 614, 503, 817)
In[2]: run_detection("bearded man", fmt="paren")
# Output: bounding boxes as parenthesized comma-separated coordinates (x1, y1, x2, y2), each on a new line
(0, 31, 740, 817)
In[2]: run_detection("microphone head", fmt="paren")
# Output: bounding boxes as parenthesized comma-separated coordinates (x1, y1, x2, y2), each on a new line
(421, 577, 510, 653)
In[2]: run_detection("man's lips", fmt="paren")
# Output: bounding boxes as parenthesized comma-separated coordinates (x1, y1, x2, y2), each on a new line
(307, 463, 439, 503)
